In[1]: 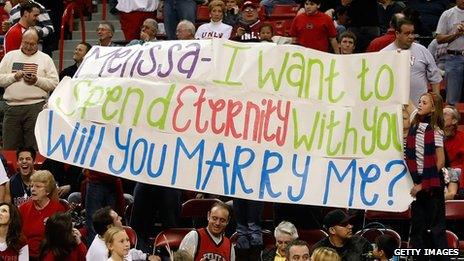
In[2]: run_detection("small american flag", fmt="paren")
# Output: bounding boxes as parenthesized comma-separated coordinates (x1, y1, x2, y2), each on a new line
(12, 62, 38, 75)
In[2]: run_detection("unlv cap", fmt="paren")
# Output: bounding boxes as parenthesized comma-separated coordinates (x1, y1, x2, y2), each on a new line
(241, 1, 258, 10)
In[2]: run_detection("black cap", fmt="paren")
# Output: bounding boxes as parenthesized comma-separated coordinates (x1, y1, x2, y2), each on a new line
(323, 209, 352, 230)
(305, 0, 322, 5)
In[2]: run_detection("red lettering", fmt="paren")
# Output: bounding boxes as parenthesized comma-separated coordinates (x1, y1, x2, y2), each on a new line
(172, 85, 195, 132)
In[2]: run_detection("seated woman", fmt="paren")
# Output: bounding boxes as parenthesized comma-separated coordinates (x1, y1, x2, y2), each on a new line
(443, 105, 464, 199)
(40, 212, 87, 260)
(0, 202, 28, 260)
(261, 221, 298, 261)
(19, 170, 66, 260)
(195, 0, 233, 39)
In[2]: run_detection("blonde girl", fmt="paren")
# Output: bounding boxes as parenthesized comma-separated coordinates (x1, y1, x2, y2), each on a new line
(104, 227, 130, 261)
(405, 92, 448, 252)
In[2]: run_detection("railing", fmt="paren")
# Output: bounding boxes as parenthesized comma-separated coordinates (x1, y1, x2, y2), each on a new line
(59, 1, 86, 72)
(102, 0, 107, 20)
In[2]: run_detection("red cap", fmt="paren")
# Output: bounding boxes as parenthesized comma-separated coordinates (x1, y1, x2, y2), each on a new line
(241, 1, 258, 10)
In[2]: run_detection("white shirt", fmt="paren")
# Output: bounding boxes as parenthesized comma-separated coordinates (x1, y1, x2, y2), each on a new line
(0, 242, 28, 261)
(86, 235, 147, 261)
(0, 161, 9, 186)
(179, 228, 235, 261)
(195, 21, 232, 39)
(116, 0, 159, 12)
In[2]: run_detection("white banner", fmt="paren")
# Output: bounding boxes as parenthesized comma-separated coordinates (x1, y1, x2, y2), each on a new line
(36, 39, 413, 211)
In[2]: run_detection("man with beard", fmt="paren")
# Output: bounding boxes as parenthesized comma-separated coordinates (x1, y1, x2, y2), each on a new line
(312, 209, 371, 261)
(4, 147, 36, 206)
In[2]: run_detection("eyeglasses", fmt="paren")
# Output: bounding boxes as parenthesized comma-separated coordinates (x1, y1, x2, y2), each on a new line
(243, 7, 255, 12)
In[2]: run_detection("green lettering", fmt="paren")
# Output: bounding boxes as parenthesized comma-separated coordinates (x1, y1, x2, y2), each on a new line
(342, 111, 358, 154)
(119, 87, 144, 126)
(258, 51, 289, 91)
(213, 43, 250, 86)
(304, 59, 324, 99)
(81, 84, 104, 119)
(358, 59, 372, 101)
(102, 85, 122, 121)
(147, 84, 176, 130)
(326, 59, 343, 103)
(361, 107, 377, 155)
(285, 52, 305, 97)
(292, 109, 320, 150)
(374, 65, 394, 101)
(376, 112, 391, 150)
(326, 111, 341, 156)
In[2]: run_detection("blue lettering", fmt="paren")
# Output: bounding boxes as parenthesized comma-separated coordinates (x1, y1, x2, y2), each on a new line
(323, 160, 356, 206)
(147, 144, 167, 178)
(230, 146, 254, 195)
(359, 164, 380, 206)
(46, 110, 79, 159)
(130, 138, 148, 175)
(172, 138, 205, 186)
(202, 143, 230, 194)
(287, 154, 311, 202)
(108, 127, 130, 175)
(259, 150, 282, 199)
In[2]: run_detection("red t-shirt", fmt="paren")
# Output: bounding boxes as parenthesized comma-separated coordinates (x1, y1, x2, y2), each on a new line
(42, 242, 87, 261)
(194, 228, 232, 261)
(366, 29, 396, 52)
(290, 11, 337, 52)
(444, 130, 464, 188)
(4, 23, 26, 53)
(19, 200, 66, 258)
(0, 239, 27, 261)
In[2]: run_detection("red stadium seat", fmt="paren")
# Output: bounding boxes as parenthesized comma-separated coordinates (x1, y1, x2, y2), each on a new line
(154, 228, 193, 252)
(445, 200, 464, 220)
(124, 226, 138, 249)
(181, 198, 222, 218)
(446, 230, 459, 249)
(267, 4, 299, 19)
(59, 198, 71, 211)
(197, 5, 210, 23)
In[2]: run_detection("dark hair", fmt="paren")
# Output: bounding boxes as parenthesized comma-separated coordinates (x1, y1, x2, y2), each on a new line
(40, 212, 77, 260)
(394, 18, 414, 32)
(20, 1, 40, 17)
(210, 201, 231, 220)
(93, 206, 113, 236)
(79, 42, 92, 54)
(411, 92, 444, 130)
(375, 234, 398, 259)
(259, 23, 274, 34)
(286, 239, 309, 258)
(390, 12, 405, 29)
(16, 147, 36, 161)
(338, 30, 357, 45)
(0, 203, 25, 252)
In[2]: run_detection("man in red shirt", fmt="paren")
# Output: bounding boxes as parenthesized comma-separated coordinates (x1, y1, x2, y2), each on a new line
(366, 12, 404, 52)
(290, 0, 339, 53)
(3, 1, 39, 53)
(179, 202, 235, 260)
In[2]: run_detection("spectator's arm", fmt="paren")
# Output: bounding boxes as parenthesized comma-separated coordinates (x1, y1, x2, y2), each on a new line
(0, 54, 17, 87)
(4, 181, 11, 203)
(36, 9, 54, 37)
(445, 182, 458, 200)
(431, 82, 440, 94)
(35, 57, 59, 91)
(436, 147, 445, 170)
(330, 37, 339, 54)
(436, 32, 463, 44)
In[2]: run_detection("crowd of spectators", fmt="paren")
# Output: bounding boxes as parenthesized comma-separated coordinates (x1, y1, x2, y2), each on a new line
(0, 0, 460, 260)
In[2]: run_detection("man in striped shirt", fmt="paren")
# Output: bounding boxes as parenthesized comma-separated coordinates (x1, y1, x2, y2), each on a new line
(0, 28, 58, 150)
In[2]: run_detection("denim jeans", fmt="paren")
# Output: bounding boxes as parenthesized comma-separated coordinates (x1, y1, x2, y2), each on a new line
(233, 199, 263, 249)
(85, 181, 117, 244)
(163, 0, 197, 40)
(260, 0, 297, 15)
(445, 54, 464, 105)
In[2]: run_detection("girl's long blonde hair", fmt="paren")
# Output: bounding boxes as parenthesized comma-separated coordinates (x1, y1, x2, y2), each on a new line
(411, 92, 444, 130)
